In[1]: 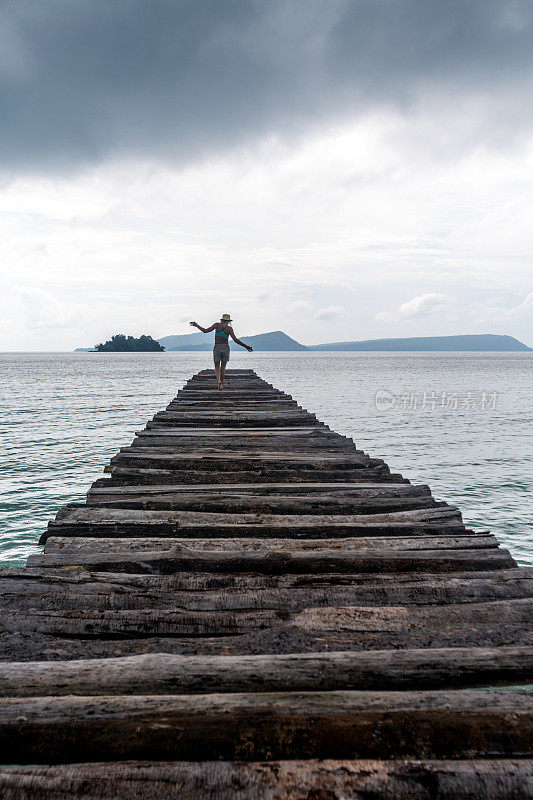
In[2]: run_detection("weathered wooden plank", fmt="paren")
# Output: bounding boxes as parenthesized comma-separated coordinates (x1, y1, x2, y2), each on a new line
(144, 426, 324, 434)
(4, 568, 531, 612)
(131, 437, 357, 452)
(166, 405, 301, 413)
(3, 622, 530, 661)
(42, 506, 464, 542)
(0, 690, 530, 763)
(85, 493, 437, 515)
(26, 544, 514, 574)
(87, 485, 429, 500)
(112, 449, 381, 468)
(150, 414, 321, 428)
(44, 533, 498, 554)
(4, 598, 531, 639)
(153, 410, 315, 418)
(100, 464, 402, 485)
(88, 481, 414, 496)
(175, 390, 291, 397)
(1, 759, 530, 800)
(167, 399, 299, 406)
(2, 646, 531, 696)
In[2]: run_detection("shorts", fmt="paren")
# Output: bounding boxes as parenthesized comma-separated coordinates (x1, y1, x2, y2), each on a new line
(213, 343, 230, 363)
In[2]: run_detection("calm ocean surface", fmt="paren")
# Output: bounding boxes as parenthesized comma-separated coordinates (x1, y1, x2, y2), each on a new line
(1, 351, 531, 567)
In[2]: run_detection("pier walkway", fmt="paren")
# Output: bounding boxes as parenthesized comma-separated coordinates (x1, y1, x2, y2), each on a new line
(0, 369, 531, 797)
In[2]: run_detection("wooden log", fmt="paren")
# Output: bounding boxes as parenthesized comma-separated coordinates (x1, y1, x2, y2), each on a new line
(167, 399, 299, 407)
(41, 506, 464, 542)
(147, 425, 327, 433)
(129, 440, 360, 453)
(100, 465, 402, 486)
(44, 533, 498, 554)
(0, 689, 530, 763)
(144, 426, 325, 433)
(130, 437, 357, 453)
(3, 621, 531, 661)
(4, 568, 531, 612)
(89, 481, 413, 497)
(166, 404, 301, 412)
(1, 646, 531, 696)
(111, 449, 382, 469)
(3, 598, 531, 639)
(175, 390, 291, 397)
(149, 415, 320, 428)
(26, 544, 515, 574)
(153, 410, 316, 418)
(87, 485, 429, 500)
(85, 493, 438, 515)
(0, 759, 530, 800)
(130, 442, 360, 455)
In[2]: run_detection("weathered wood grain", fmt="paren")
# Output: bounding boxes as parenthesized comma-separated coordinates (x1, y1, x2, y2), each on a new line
(0, 690, 530, 763)
(3, 598, 530, 639)
(43, 533, 498, 554)
(85, 492, 437, 515)
(3, 568, 531, 612)
(144, 425, 324, 433)
(1, 759, 530, 800)
(26, 544, 514, 574)
(1, 646, 531, 696)
(42, 505, 464, 543)
(3, 623, 530, 661)
(100, 464, 402, 485)
(167, 399, 299, 407)
(150, 411, 320, 426)
(111, 448, 384, 469)
(88, 480, 414, 496)
(131, 436, 358, 452)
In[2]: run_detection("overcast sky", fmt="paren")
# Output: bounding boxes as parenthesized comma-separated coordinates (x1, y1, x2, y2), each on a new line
(1, 0, 532, 349)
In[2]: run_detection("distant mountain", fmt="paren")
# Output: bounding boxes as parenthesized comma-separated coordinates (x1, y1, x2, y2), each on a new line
(157, 332, 209, 349)
(159, 330, 307, 351)
(308, 334, 531, 352)
(241, 331, 307, 351)
(79, 331, 531, 353)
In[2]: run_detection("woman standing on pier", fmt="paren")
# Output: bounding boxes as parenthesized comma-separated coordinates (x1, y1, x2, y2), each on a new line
(190, 314, 253, 389)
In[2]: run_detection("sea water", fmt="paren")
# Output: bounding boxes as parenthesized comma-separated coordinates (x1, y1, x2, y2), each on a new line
(0, 351, 531, 567)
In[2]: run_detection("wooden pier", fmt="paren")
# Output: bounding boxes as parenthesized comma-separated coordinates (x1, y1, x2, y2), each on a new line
(0, 369, 531, 797)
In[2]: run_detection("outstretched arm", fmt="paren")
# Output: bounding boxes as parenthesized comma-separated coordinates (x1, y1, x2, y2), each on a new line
(229, 328, 253, 352)
(190, 321, 217, 334)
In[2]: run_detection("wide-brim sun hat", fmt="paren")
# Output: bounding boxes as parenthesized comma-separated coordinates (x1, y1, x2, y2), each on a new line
(221, 313, 232, 321)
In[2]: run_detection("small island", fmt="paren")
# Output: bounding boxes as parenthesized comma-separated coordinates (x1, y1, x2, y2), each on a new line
(95, 334, 165, 352)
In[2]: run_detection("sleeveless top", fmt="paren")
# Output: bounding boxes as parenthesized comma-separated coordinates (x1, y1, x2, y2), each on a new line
(214, 325, 230, 342)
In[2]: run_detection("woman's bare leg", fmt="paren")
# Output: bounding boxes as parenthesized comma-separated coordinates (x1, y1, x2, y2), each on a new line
(219, 360, 227, 388)
(214, 360, 221, 388)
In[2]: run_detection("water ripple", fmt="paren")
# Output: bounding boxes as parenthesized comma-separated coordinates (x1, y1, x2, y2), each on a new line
(1, 351, 531, 567)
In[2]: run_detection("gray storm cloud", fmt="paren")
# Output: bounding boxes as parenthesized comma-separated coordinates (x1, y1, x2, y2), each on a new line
(1, 0, 532, 172)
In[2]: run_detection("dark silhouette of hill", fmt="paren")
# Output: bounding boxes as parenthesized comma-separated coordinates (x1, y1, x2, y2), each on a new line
(159, 331, 306, 351)
(307, 334, 531, 351)
(95, 334, 165, 352)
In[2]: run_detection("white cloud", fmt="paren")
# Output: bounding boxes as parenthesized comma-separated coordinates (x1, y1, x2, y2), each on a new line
(315, 306, 345, 320)
(376, 293, 451, 323)
(0, 116, 532, 348)
(470, 292, 533, 324)
(288, 300, 312, 312)
(13, 286, 91, 329)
